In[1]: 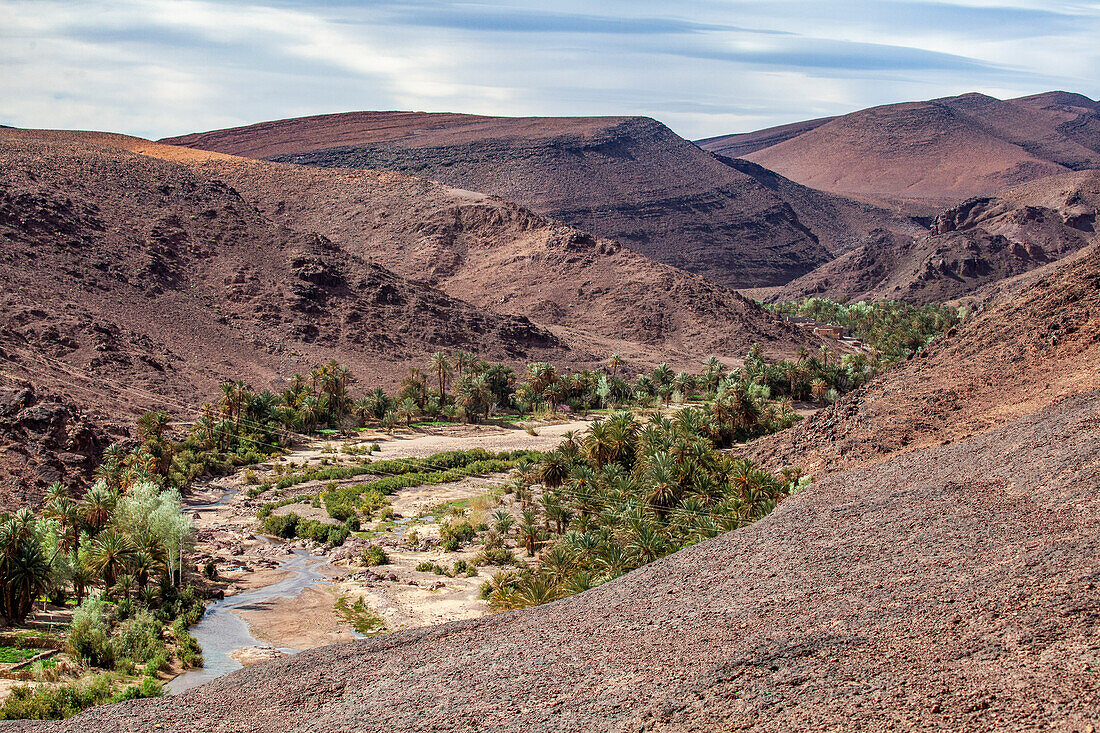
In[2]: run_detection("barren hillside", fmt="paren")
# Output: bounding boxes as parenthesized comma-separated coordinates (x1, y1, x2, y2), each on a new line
(701, 91, 1100, 212)
(768, 170, 1100, 304)
(745, 245, 1100, 475)
(163, 112, 905, 288)
(0, 129, 567, 501)
(24, 247, 1100, 731)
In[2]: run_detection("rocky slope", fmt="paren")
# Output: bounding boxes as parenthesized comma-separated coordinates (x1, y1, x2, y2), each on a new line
(745, 245, 1100, 475)
(0, 129, 834, 503)
(141, 146, 823, 359)
(0, 129, 570, 499)
(701, 91, 1100, 212)
(24, 215, 1100, 733)
(767, 170, 1100, 303)
(163, 112, 905, 288)
(0, 384, 109, 506)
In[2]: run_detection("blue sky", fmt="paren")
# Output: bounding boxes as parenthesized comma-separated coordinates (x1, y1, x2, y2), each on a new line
(2, 0, 1098, 140)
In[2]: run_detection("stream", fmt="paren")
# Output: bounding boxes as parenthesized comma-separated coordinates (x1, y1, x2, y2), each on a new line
(167, 490, 331, 694)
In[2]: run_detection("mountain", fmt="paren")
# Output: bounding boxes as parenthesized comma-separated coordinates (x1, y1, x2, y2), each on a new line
(696, 115, 835, 158)
(0, 128, 832, 502)
(0, 129, 564, 501)
(699, 91, 1100, 212)
(766, 169, 1100, 304)
(43, 246, 1100, 731)
(162, 112, 905, 288)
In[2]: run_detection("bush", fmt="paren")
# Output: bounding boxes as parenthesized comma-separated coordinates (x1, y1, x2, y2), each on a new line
(344, 515, 361, 532)
(262, 513, 299, 539)
(360, 545, 388, 566)
(441, 518, 476, 552)
(109, 675, 164, 703)
(474, 546, 518, 566)
(0, 673, 113, 720)
(145, 649, 169, 677)
(172, 620, 203, 669)
(117, 611, 163, 664)
(66, 597, 117, 669)
(203, 560, 217, 579)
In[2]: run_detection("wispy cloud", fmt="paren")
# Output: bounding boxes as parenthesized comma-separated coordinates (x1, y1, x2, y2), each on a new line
(0, 0, 1097, 139)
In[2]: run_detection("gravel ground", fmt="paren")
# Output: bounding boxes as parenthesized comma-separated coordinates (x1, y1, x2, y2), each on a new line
(15, 391, 1099, 732)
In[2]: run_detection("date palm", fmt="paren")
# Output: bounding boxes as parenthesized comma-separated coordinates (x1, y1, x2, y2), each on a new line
(429, 351, 452, 402)
(88, 528, 136, 589)
(607, 353, 623, 378)
(491, 509, 515, 537)
(81, 483, 116, 535)
(517, 508, 543, 557)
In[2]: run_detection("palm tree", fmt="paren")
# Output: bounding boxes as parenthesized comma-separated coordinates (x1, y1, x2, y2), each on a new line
(650, 363, 673, 389)
(0, 511, 51, 625)
(88, 528, 136, 589)
(81, 483, 116, 535)
(452, 350, 474, 381)
(429, 351, 452, 402)
(517, 509, 543, 557)
(607, 353, 623, 378)
(811, 378, 829, 406)
(625, 522, 667, 567)
(491, 509, 515, 537)
(515, 573, 561, 608)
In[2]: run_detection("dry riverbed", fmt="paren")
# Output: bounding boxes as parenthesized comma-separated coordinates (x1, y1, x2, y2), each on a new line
(184, 417, 593, 671)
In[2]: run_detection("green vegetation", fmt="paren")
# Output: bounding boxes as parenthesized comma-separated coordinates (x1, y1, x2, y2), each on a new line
(334, 596, 385, 634)
(0, 406, 206, 720)
(254, 449, 538, 523)
(481, 409, 809, 610)
(767, 297, 963, 362)
(0, 671, 163, 720)
(0, 646, 38, 664)
(359, 545, 388, 566)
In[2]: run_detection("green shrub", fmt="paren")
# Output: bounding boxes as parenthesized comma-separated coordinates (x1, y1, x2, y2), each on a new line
(65, 597, 117, 669)
(441, 520, 475, 545)
(172, 620, 203, 669)
(145, 649, 169, 677)
(117, 611, 163, 664)
(360, 545, 388, 566)
(262, 513, 298, 539)
(474, 546, 518, 566)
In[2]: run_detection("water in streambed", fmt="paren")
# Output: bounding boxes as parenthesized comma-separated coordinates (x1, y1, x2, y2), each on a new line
(168, 487, 332, 694)
(167, 544, 327, 693)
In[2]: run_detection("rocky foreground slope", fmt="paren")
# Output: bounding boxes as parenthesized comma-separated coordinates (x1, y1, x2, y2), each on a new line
(703, 91, 1100, 213)
(28, 247, 1100, 732)
(163, 112, 906, 288)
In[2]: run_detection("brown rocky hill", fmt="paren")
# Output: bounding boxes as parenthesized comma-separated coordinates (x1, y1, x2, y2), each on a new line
(0, 129, 831, 503)
(131, 144, 827, 359)
(766, 169, 1100, 304)
(700, 91, 1100, 212)
(30, 247, 1100, 731)
(696, 115, 835, 158)
(745, 244, 1100, 475)
(0, 129, 568, 501)
(162, 112, 905, 288)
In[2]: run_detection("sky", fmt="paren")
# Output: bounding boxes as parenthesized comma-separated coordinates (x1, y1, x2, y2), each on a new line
(2, 0, 1099, 140)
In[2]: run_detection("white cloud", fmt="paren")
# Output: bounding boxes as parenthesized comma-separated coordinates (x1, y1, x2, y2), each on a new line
(0, 0, 1098, 139)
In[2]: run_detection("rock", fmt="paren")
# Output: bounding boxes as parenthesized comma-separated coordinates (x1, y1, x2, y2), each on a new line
(229, 645, 286, 667)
